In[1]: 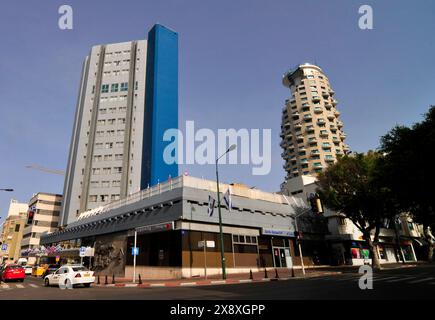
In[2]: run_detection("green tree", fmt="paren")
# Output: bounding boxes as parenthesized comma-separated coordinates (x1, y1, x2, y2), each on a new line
(317, 152, 398, 270)
(380, 106, 435, 261)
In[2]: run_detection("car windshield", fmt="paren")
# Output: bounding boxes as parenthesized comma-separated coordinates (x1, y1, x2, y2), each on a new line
(72, 267, 88, 272)
(7, 265, 22, 269)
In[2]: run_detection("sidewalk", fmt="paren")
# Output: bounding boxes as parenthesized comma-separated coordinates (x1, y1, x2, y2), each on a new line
(92, 262, 424, 288)
(93, 268, 341, 288)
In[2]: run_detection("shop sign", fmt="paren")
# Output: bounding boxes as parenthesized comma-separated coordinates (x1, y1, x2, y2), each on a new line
(1, 244, 7, 251)
(262, 228, 294, 237)
(79, 247, 86, 257)
(198, 241, 215, 248)
(132, 247, 139, 256)
(136, 222, 174, 235)
(79, 246, 94, 257)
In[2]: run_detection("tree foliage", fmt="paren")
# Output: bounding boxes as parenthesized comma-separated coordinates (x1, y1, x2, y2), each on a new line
(317, 152, 399, 269)
(380, 106, 435, 228)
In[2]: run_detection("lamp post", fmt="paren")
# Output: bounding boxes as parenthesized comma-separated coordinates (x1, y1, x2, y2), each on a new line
(215, 144, 236, 280)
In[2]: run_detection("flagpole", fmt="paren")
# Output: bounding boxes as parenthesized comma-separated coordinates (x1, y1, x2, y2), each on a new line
(215, 144, 236, 280)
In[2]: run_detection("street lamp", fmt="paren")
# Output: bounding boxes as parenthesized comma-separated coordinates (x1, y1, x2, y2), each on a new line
(215, 144, 236, 280)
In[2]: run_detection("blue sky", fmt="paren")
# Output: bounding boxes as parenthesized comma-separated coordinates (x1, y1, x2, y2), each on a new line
(0, 0, 434, 220)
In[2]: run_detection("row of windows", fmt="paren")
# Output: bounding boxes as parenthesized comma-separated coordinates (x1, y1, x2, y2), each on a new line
(103, 69, 129, 76)
(99, 95, 128, 102)
(91, 167, 123, 175)
(232, 235, 257, 245)
(95, 129, 125, 137)
(90, 180, 121, 188)
(103, 60, 130, 67)
(99, 106, 127, 114)
(97, 118, 126, 125)
(105, 50, 130, 57)
(89, 194, 121, 202)
(93, 154, 124, 162)
(94, 142, 124, 149)
(101, 82, 129, 93)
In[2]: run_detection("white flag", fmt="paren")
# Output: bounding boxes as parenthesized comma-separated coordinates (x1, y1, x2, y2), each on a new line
(223, 188, 232, 212)
(208, 195, 216, 217)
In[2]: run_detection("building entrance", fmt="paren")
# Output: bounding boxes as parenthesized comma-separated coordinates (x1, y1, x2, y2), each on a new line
(272, 247, 292, 268)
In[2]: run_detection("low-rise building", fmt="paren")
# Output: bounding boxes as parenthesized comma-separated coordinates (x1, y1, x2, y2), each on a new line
(0, 200, 29, 263)
(282, 175, 426, 265)
(20, 193, 62, 265)
(40, 176, 323, 279)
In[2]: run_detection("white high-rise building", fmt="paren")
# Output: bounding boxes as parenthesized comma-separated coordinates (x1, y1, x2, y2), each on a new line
(60, 40, 148, 226)
(280, 63, 349, 182)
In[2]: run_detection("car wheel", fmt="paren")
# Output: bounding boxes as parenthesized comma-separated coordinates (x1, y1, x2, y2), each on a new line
(44, 278, 50, 287)
(65, 279, 73, 289)
(20, 279, 24, 282)
(84, 283, 91, 288)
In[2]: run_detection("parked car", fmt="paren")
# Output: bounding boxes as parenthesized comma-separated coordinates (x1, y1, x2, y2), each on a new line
(0, 264, 25, 282)
(44, 265, 95, 288)
(23, 265, 33, 275)
(42, 264, 61, 278)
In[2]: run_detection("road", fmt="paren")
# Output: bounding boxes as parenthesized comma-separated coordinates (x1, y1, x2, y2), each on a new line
(0, 264, 434, 300)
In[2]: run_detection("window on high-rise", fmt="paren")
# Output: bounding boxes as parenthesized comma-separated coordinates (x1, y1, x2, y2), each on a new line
(111, 83, 119, 92)
(120, 82, 128, 91)
(101, 84, 109, 93)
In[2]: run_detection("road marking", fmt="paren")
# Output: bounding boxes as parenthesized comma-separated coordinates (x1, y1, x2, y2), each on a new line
(16, 284, 24, 288)
(28, 284, 39, 288)
(125, 284, 138, 287)
(385, 276, 415, 283)
(373, 276, 400, 282)
(1, 284, 10, 289)
(408, 277, 435, 284)
(211, 280, 226, 284)
(150, 283, 165, 287)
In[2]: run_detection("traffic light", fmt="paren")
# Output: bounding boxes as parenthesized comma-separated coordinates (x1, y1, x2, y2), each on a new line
(27, 207, 35, 225)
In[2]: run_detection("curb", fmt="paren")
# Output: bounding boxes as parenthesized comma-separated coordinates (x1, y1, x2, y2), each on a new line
(93, 271, 342, 288)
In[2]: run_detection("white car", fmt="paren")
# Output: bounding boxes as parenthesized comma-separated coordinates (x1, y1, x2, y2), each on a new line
(44, 265, 95, 288)
(23, 266, 33, 275)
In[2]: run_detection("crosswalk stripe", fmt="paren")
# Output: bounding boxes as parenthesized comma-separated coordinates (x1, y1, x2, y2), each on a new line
(408, 277, 435, 284)
(28, 284, 38, 288)
(1, 284, 10, 289)
(16, 284, 24, 288)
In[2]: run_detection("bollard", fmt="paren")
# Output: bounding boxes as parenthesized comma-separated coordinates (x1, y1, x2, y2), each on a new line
(249, 269, 253, 280)
(97, 275, 100, 284)
(264, 268, 268, 279)
(138, 274, 142, 285)
(291, 267, 295, 278)
(104, 275, 108, 285)
(112, 274, 115, 284)
(275, 268, 279, 279)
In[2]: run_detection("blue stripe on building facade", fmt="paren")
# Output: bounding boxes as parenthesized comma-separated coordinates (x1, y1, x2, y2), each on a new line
(141, 24, 179, 188)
